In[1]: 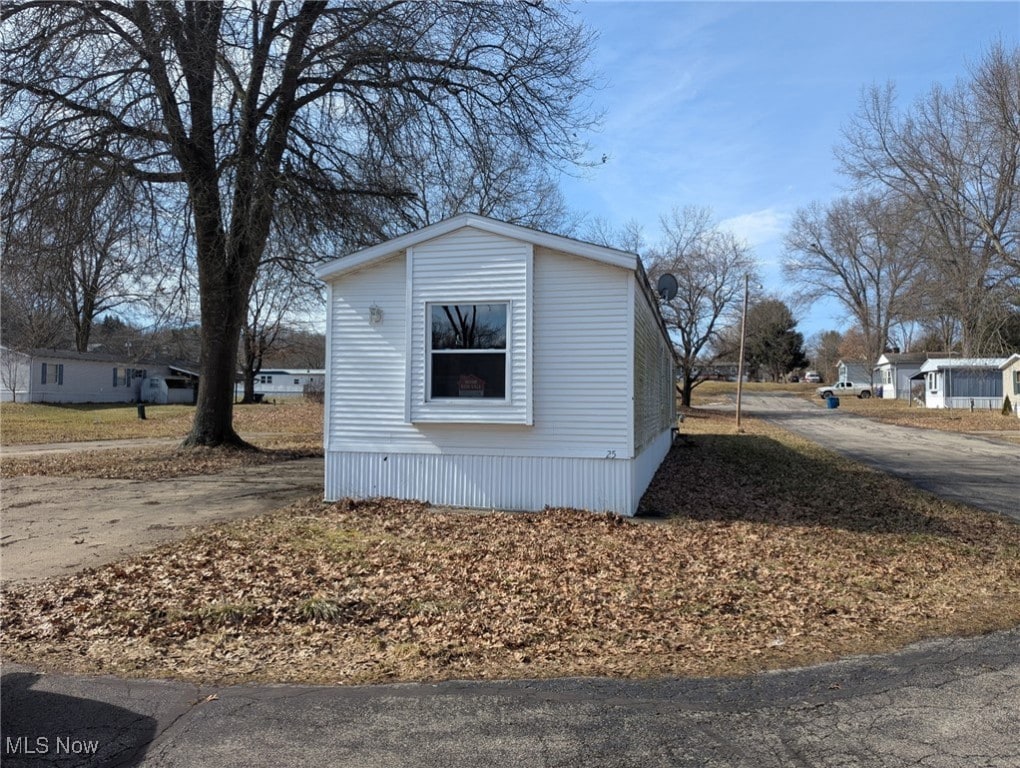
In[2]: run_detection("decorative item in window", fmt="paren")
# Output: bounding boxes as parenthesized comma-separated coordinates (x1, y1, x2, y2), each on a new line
(457, 374, 486, 397)
(429, 303, 507, 399)
(369, 304, 384, 325)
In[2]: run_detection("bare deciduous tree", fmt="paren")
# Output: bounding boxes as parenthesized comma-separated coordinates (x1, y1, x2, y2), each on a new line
(806, 329, 843, 384)
(240, 250, 322, 404)
(646, 206, 756, 408)
(395, 133, 578, 235)
(784, 193, 926, 366)
(0, 346, 30, 401)
(837, 43, 1020, 355)
(5, 158, 143, 352)
(2, 1, 597, 446)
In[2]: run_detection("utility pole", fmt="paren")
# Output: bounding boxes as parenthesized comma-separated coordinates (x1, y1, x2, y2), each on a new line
(735, 274, 749, 431)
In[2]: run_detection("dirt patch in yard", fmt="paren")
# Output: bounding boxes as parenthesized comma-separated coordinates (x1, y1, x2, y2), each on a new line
(4, 412, 1018, 687)
(1, 458, 323, 583)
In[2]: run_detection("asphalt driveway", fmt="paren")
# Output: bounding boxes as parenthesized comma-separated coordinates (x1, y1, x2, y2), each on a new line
(737, 392, 1020, 521)
(3, 626, 1018, 767)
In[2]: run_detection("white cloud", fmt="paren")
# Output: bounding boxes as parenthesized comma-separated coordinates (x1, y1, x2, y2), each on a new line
(718, 208, 787, 248)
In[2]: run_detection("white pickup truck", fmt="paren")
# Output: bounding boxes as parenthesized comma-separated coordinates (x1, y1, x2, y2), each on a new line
(816, 380, 873, 399)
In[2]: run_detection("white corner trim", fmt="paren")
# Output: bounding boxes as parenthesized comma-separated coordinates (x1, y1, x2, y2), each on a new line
(525, 244, 534, 426)
(323, 282, 334, 454)
(404, 246, 415, 424)
(626, 271, 636, 458)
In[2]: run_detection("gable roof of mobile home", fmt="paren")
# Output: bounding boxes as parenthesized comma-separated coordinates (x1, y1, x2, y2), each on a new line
(314, 213, 640, 281)
(999, 353, 1020, 370)
(874, 351, 937, 367)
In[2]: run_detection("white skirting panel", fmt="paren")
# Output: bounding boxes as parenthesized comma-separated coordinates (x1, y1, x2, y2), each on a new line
(325, 432, 674, 517)
(943, 397, 1001, 410)
(630, 428, 673, 513)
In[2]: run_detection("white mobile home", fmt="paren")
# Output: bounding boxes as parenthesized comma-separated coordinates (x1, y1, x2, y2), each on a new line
(0, 346, 198, 404)
(919, 357, 1007, 410)
(874, 352, 933, 400)
(235, 369, 325, 399)
(315, 214, 677, 517)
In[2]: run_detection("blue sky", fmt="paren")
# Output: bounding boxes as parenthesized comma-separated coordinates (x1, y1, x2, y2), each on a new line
(560, 1, 1019, 341)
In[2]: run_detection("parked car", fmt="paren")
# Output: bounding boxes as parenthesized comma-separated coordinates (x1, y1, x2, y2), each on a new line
(804, 371, 822, 383)
(816, 380, 873, 399)
(788, 374, 800, 383)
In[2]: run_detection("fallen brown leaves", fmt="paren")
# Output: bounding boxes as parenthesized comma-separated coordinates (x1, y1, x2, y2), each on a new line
(4, 412, 1018, 686)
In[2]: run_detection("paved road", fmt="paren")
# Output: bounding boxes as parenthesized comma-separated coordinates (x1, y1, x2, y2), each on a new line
(738, 392, 1020, 521)
(3, 627, 1018, 767)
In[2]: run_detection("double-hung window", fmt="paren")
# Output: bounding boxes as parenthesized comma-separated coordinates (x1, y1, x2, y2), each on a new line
(42, 363, 64, 385)
(428, 303, 508, 400)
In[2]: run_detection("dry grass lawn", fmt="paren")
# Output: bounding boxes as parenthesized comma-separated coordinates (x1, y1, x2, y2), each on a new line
(0, 398, 323, 446)
(4, 409, 1018, 686)
(0, 399, 323, 479)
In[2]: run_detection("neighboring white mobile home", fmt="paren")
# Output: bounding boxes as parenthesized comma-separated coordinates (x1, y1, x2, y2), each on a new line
(918, 357, 1007, 409)
(234, 369, 325, 399)
(0, 346, 198, 404)
(315, 214, 677, 517)
(873, 352, 933, 400)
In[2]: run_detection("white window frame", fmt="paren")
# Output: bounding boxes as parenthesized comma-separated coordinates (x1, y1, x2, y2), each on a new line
(425, 300, 512, 405)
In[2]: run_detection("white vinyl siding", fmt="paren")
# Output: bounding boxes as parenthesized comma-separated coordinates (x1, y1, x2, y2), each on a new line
(326, 254, 409, 452)
(325, 244, 631, 459)
(27, 358, 168, 403)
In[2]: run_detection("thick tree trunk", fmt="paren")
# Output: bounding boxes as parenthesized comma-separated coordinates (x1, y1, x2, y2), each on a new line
(680, 372, 694, 408)
(185, 303, 250, 448)
(183, 221, 257, 448)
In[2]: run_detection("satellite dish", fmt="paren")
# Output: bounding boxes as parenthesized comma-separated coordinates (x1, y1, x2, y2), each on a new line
(657, 273, 678, 301)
